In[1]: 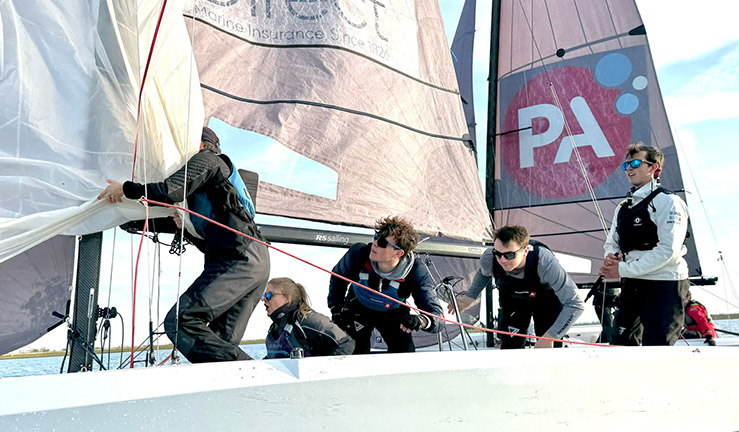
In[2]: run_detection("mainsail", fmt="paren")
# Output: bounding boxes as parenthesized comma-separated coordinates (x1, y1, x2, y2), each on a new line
(489, 0, 702, 283)
(186, 1, 491, 242)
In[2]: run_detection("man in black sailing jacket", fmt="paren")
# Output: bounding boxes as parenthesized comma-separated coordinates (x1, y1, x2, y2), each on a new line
(449, 225, 584, 349)
(327, 216, 443, 354)
(98, 126, 270, 362)
(600, 142, 690, 346)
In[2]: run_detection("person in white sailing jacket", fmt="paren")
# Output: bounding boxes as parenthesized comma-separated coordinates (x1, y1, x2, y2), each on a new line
(327, 216, 443, 354)
(263, 278, 354, 358)
(600, 142, 689, 346)
(98, 126, 270, 363)
(450, 225, 584, 349)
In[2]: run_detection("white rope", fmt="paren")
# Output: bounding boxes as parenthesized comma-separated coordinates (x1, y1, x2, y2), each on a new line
(171, 7, 200, 361)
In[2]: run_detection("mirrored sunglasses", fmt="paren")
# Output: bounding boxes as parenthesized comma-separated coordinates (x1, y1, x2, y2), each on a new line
(262, 291, 284, 301)
(373, 233, 402, 251)
(621, 159, 653, 171)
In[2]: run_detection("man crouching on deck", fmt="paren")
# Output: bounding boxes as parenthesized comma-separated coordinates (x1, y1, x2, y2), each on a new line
(450, 225, 584, 349)
(327, 216, 443, 354)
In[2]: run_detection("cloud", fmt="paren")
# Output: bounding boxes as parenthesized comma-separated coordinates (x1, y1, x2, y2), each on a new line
(636, 0, 739, 68)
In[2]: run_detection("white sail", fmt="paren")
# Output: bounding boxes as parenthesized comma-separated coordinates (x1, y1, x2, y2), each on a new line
(0, 0, 204, 264)
(0, 0, 203, 354)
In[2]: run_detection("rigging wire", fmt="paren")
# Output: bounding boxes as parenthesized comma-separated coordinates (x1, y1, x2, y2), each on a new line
(672, 129, 738, 310)
(513, 0, 612, 327)
(168, 7, 202, 366)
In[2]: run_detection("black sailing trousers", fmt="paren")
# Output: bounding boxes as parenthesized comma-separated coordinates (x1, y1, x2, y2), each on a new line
(497, 290, 563, 349)
(164, 242, 270, 363)
(344, 302, 415, 354)
(613, 278, 688, 346)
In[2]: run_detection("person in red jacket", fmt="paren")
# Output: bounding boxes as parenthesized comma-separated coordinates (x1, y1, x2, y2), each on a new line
(682, 290, 717, 345)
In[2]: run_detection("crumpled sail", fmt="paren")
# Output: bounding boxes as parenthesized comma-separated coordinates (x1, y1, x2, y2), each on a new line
(186, 0, 491, 241)
(492, 0, 701, 282)
(0, 0, 203, 353)
(0, 0, 203, 263)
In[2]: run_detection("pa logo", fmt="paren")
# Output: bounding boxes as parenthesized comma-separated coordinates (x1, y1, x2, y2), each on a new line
(502, 51, 648, 199)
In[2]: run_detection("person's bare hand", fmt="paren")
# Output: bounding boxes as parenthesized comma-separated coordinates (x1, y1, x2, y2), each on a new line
(447, 295, 474, 314)
(534, 334, 555, 348)
(97, 180, 124, 203)
(173, 210, 183, 229)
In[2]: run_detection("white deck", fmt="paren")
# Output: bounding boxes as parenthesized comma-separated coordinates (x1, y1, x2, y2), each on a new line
(1, 346, 738, 431)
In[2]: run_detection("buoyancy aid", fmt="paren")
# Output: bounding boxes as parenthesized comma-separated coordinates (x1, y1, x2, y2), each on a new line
(352, 261, 410, 311)
(616, 187, 666, 254)
(265, 321, 312, 359)
(189, 154, 256, 238)
(684, 300, 713, 327)
(492, 240, 551, 302)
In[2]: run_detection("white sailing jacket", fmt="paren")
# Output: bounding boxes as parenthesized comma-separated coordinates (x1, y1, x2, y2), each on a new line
(604, 179, 689, 281)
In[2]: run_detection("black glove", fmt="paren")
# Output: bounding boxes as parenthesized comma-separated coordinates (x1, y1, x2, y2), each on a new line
(331, 307, 354, 332)
(400, 314, 430, 331)
(705, 334, 716, 346)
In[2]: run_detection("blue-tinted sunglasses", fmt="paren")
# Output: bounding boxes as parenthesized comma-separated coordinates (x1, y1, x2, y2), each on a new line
(373, 233, 402, 251)
(262, 291, 284, 301)
(621, 159, 653, 171)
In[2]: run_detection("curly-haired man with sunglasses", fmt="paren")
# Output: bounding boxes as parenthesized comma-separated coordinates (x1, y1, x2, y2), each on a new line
(450, 225, 584, 349)
(600, 142, 690, 346)
(327, 216, 443, 354)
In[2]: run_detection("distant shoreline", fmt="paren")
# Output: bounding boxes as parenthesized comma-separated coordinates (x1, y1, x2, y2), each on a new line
(0, 340, 266, 361)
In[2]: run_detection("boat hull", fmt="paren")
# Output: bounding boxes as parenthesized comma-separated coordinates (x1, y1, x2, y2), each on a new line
(1, 347, 738, 431)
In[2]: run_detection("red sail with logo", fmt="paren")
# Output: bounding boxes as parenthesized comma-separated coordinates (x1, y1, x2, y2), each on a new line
(491, 0, 701, 282)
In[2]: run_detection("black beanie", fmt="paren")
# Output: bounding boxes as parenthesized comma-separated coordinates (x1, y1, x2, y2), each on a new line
(201, 126, 220, 148)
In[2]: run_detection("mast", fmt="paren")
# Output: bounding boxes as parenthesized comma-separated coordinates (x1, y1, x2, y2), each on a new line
(67, 233, 102, 372)
(484, 0, 502, 347)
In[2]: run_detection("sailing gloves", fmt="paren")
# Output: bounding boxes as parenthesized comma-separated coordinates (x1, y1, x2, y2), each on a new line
(400, 313, 431, 331)
(331, 307, 354, 332)
(705, 334, 717, 346)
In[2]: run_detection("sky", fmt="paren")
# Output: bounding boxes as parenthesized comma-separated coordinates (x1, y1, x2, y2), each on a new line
(17, 0, 739, 353)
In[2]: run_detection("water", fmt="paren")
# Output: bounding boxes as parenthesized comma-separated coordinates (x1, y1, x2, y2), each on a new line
(2, 320, 738, 379)
(0, 345, 267, 379)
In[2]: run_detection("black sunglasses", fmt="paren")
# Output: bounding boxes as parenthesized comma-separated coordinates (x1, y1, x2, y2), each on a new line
(621, 159, 653, 171)
(492, 245, 526, 260)
(373, 233, 402, 251)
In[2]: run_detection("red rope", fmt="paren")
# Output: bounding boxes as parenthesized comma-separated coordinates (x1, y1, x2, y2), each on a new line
(130, 0, 169, 180)
(158, 352, 173, 366)
(140, 198, 613, 349)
